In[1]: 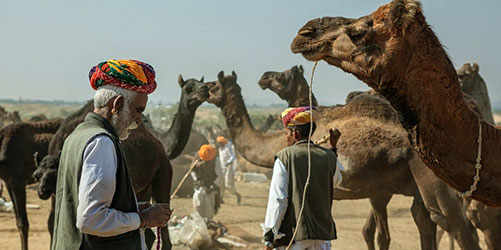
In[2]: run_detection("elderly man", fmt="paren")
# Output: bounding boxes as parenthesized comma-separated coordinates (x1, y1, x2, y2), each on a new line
(262, 107, 343, 250)
(51, 60, 171, 250)
(216, 136, 242, 205)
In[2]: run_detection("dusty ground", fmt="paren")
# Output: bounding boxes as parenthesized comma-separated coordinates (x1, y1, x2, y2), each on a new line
(0, 181, 487, 250)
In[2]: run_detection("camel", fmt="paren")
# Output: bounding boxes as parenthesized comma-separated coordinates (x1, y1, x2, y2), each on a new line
(258, 65, 485, 249)
(0, 119, 61, 250)
(33, 75, 209, 249)
(290, 0, 501, 207)
(0, 106, 22, 128)
(206, 71, 480, 249)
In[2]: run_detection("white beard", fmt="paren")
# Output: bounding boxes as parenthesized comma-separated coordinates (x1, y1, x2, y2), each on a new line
(112, 105, 139, 141)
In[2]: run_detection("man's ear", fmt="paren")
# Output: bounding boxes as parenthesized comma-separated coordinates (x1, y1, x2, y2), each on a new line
(112, 95, 125, 112)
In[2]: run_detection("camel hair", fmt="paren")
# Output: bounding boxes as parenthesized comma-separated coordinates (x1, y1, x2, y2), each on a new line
(33, 75, 209, 250)
(258, 66, 484, 250)
(0, 119, 61, 250)
(206, 71, 480, 250)
(291, 0, 501, 207)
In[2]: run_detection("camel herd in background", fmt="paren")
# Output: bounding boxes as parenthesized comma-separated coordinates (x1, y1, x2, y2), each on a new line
(1, 0, 501, 250)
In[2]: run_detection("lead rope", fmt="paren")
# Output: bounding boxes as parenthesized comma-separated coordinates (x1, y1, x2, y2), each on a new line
(457, 119, 483, 198)
(285, 61, 318, 250)
(156, 227, 161, 250)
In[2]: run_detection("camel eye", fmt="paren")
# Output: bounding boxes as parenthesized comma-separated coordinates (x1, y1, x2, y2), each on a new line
(298, 28, 315, 37)
(348, 29, 367, 42)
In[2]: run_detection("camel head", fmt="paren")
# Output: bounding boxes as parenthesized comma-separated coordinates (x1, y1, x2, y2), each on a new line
(258, 65, 305, 102)
(33, 154, 59, 200)
(206, 70, 240, 108)
(291, 0, 424, 86)
(457, 62, 481, 96)
(178, 74, 210, 111)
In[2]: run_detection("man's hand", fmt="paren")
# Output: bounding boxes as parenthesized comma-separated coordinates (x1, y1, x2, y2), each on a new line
(263, 246, 273, 250)
(329, 128, 341, 149)
(137, 202, 152, 212)
(139, 203, 172, 228)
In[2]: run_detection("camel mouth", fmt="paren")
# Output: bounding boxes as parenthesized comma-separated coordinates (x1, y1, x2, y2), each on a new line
(257, 79, 271, 90)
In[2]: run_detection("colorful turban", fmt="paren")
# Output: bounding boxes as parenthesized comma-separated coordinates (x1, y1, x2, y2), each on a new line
(281, 106, 317, 128)
(199, 144, 217, 162)
(89, 59, 157, 94)
(216, 136, 228, 144)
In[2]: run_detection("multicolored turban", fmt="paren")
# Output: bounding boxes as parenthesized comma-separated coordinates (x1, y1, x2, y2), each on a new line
(89, 59, 157, 94)
(281, 106, 317, 128)
(199, 144, 217, 162)
(216, 136, 228, 144)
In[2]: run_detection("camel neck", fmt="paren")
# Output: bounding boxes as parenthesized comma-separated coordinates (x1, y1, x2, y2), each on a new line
(161, 94, 197, 159)
(289, 76, 318, 107)
(221, 83, 286, 167)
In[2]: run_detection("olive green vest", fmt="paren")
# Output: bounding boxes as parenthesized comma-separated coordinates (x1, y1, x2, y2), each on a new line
(273, 140, 337, 246)
(51, 112, 141, 250)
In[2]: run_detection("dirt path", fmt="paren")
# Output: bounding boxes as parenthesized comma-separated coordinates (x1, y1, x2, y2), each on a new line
(0, 182, 484, 249)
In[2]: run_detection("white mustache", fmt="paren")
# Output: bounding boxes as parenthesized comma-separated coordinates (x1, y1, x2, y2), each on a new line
(128, 120, 139, 130)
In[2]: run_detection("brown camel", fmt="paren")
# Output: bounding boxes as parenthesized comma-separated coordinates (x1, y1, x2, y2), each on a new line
(0, 106, 22, 128)
(290, 0, 501, 206)
(207, 71, 480, 249)
(0, 119, 61, 250)
(258, 66, 483, 249)
(33, 75, 209, 249)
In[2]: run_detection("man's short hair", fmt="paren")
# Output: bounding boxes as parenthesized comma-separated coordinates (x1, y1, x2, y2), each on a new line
(94, 85, 137, 108)
(289, 122, 316, 139)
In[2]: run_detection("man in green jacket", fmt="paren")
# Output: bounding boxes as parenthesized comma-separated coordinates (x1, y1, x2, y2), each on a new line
(262, 106, 343, 250)
(52, 60, 171, 250)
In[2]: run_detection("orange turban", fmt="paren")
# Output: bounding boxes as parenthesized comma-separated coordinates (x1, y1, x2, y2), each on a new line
(198, 144, 217, 161)
(216, 136, 228, 144)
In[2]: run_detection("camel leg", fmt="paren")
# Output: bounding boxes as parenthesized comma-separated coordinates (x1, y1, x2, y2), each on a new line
(48, 196, 55, 246)
(411, 196, 437, 250)
(6, 181, 29, 250)
(362, 211, 377, 250)
(151, 159, 173, 250)
(433, 191, 480, 250)
(362, 194, 392, 250)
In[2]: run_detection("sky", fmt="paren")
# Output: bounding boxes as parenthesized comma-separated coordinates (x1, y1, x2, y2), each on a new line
(1, 0, 500, 106)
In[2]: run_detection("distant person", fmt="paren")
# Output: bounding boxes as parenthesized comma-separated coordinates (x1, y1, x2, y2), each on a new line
(262, 107, 343, 250)
(216, 136, 242, 205)
(192, 144, 221, 219)
(51, 60, 172, 250)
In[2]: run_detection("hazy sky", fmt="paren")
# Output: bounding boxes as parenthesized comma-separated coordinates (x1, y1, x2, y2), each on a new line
(1, 0, 500, 106)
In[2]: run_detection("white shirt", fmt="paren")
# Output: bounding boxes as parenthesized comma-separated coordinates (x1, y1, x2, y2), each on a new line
(76, 135, 146, 250)
(262, 157, 343, 248)
(218, 141, 236, 167)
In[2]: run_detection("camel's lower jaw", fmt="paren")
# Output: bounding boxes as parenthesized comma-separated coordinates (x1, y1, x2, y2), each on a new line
(298, 51, 324, 62)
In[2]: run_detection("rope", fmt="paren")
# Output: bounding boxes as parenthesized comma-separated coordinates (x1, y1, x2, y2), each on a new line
(457, 119, 483, 198)
(285, 61, 318, 250)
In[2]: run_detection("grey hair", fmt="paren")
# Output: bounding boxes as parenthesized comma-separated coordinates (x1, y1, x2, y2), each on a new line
(93, 85, 137, 108)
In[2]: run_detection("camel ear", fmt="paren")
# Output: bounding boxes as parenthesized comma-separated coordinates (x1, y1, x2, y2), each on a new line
(217, 71, 225, 84)
(472, 62, 479, 73)
(178, 74, 186, 88)
(34, 152, 40, 169)
(232, 71, 237, 81)
(298, 65, 304, 74)
(389, 0, 422, 35)
(200, 76, 204, 83)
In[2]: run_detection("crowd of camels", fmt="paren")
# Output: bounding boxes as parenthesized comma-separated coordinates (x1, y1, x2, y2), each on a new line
(0, 0, 500, 249)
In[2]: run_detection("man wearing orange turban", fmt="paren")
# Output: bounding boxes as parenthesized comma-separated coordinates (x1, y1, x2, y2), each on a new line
(192, 145, 221, 219)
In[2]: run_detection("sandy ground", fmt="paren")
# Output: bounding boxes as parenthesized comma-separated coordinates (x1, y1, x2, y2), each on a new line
(0, 181, 487, 250)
